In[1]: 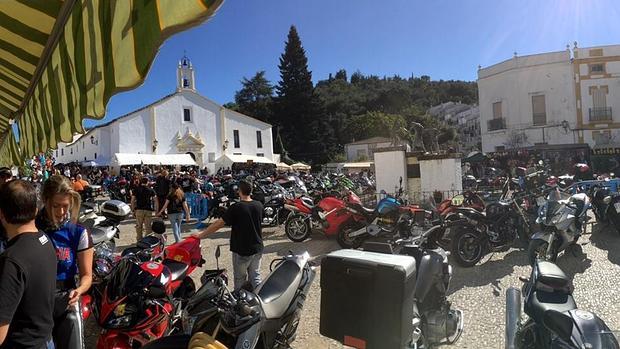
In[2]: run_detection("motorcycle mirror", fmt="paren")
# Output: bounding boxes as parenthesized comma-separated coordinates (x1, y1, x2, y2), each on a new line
(215, 245, 221, 259)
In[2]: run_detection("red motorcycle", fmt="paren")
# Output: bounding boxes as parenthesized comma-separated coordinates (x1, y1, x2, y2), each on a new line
(435, 191, 485, 217)
(284, 191, 365, 242)
(95, 236, 203, 348)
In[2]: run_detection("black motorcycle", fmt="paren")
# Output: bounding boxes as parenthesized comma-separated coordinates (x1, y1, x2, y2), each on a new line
(142, 249, 316, 349)
(590, 185, 620, 234)
(447, 193, 532, 267)
(360, 224, 464, 347)
(253, 183, 291, 227)
(505, 260, 619, 348)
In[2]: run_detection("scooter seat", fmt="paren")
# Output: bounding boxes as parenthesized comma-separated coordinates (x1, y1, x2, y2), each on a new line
(256, 260, 302, 319)
(162, 259, 189, 281)
(536, 261, 571, 291)
(137, 235, 161, 250)
(527, 290, 576, 323)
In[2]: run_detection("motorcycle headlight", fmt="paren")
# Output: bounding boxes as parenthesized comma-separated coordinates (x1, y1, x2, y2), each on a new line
(94, 259, 112, 278)
(106, 314, 132, 329)
(120, 188, 126, 194)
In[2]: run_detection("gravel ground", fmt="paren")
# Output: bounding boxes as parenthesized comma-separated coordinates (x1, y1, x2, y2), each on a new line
(86, 217, 620, 349)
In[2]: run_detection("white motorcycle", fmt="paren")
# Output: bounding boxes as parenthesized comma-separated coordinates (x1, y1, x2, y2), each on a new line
(527, 188, 589, 265)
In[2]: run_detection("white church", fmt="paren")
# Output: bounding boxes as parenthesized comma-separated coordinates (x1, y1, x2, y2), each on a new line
(54, 56, 275, 173)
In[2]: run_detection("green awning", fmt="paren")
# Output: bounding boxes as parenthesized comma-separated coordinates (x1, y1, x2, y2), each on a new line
(0, 0, 223, 166)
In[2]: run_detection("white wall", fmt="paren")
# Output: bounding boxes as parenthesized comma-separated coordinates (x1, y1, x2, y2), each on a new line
(374, 150, 407, 198)
(224, 108, 274, 160)
(478, 51, 577, 152)
(419, 158, 463, 196)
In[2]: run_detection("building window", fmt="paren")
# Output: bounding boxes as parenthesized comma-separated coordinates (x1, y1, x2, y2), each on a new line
(183, 78, 189, 88)
(55, 150, 58, 157)
(590, 86, 611, 121)
(70, 148, 73, 155)
(183, 108, 191, 122)
(84, 157, 86, 161)
(492, 101, 502, 119)
(257, 153, 264, 157)
(233, 152, 242, 155)
(61, 149, 64, 156)
(82, 141, 85, 149)
(256, 131, 263, 148)
(94, 153, 97, 159)
(233, 130, 240, 148)
(589, 64, 605, 74)
(532, 95, 546, 126)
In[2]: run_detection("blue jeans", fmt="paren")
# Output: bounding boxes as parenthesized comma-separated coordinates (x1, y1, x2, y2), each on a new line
(232, 252, 262, 291)
(168, 213, 183, 242)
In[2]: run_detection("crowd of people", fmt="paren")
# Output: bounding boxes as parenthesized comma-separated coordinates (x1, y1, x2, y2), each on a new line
(0, 164, 269, 349)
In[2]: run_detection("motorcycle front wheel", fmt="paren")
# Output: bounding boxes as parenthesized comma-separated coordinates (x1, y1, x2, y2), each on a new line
(451, 228, 485, 267)
(527, 239, 557, 266)
(285, 214, 311, 242)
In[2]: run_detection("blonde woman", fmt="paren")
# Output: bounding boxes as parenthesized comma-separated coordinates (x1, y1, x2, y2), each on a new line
(156, 183, 190, 242)
(36, 175, 93, 349)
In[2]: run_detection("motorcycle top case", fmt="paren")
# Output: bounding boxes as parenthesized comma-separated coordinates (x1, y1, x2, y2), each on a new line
(100, 200, 131, 221)
(320, 249, 416, 349)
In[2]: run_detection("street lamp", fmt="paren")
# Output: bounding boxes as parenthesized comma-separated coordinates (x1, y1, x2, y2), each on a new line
(152, 139, 158, 153)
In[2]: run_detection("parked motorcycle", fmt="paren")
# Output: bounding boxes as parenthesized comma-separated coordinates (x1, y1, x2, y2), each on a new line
(142, 248, 316, 349)
(527, 188, 589, 265)
(505, 260, 619, 348)
(253, 182, 291, 227)
(448, 192, 532, 267)
(95, 236, 204, 348)
(338, 191, 428, 249)
(589, 185, 620, 234)
(284, 191, 365, 244)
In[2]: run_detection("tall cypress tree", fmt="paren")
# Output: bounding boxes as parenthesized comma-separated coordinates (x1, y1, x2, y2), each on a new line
(275, 26, 318, 162)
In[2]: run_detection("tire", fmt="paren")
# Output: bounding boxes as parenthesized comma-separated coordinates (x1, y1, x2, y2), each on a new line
(450, 227, 485, 267)
(285, 214, 311, 242)
(337, 221, 365, 249)
(527, 239, 557, 266)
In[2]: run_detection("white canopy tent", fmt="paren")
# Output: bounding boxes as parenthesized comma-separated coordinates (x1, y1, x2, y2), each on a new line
(290, 162, 311, 171)
(111, 153, 197, 166)
(276, 162, 292, 171)
(215, 154, 275, 170)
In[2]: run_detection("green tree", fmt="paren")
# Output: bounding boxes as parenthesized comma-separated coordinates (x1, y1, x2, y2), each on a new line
(274, 25, 328, 163)
(234, 71, 274, 123)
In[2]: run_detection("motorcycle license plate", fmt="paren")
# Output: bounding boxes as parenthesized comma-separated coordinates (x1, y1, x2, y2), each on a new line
(615, 202, 620, 213)
(536, 197, 546, 206)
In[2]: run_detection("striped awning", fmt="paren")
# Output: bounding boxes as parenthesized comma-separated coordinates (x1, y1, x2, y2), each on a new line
(0, 0, 223, 166)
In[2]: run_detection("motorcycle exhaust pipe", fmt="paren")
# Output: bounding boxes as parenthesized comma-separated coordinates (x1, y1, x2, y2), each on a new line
(505, 287, 521, 349)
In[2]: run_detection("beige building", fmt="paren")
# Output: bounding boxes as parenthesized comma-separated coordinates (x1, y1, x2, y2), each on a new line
(478, 43, 620, 154)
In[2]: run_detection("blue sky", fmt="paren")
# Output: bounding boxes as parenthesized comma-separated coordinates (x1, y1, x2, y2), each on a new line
(93, 0, 620, 127)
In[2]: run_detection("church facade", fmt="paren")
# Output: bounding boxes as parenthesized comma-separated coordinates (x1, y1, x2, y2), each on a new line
(54, 56, 274, 172)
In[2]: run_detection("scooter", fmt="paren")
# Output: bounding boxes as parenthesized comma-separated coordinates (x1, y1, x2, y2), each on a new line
(505, 260, 619, 348)
(141, 248, 316, 349)
(589, 185, 620, 234)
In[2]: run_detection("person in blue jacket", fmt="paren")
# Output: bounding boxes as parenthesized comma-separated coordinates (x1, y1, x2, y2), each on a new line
(36, 175, 93, 349)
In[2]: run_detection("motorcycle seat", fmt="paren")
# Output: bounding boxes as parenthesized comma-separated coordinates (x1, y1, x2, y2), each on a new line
(349, 202, 375, 215)
(137, 235, 161, 250)
(536, 261, 572, 291)
(527, 290, 576, 323)
(256, 260, 302, 320)
(162, 259, 189, 281)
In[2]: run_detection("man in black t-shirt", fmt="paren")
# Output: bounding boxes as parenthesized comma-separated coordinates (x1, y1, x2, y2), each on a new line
(0, 180, 56, 349)
(131, 177, 159, 240)
(194, 179, 263, 290)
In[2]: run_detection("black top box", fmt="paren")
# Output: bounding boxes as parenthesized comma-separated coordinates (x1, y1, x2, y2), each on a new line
(320, 249, 417, 349)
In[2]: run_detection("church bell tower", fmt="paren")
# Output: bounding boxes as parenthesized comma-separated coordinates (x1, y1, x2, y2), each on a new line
(177, 54, 195, 91)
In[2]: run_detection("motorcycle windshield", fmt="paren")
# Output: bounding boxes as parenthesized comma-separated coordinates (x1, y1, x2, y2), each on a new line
(106, 259, 155, 301)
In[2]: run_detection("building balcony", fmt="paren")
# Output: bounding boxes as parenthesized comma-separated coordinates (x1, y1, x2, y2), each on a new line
(487, 118, 506, 131)
(532, 113, 547, 126)
(589, 107, 612, 122)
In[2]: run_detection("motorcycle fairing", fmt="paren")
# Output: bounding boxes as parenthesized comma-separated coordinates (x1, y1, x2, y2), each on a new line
(545, 309, 620, 349)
